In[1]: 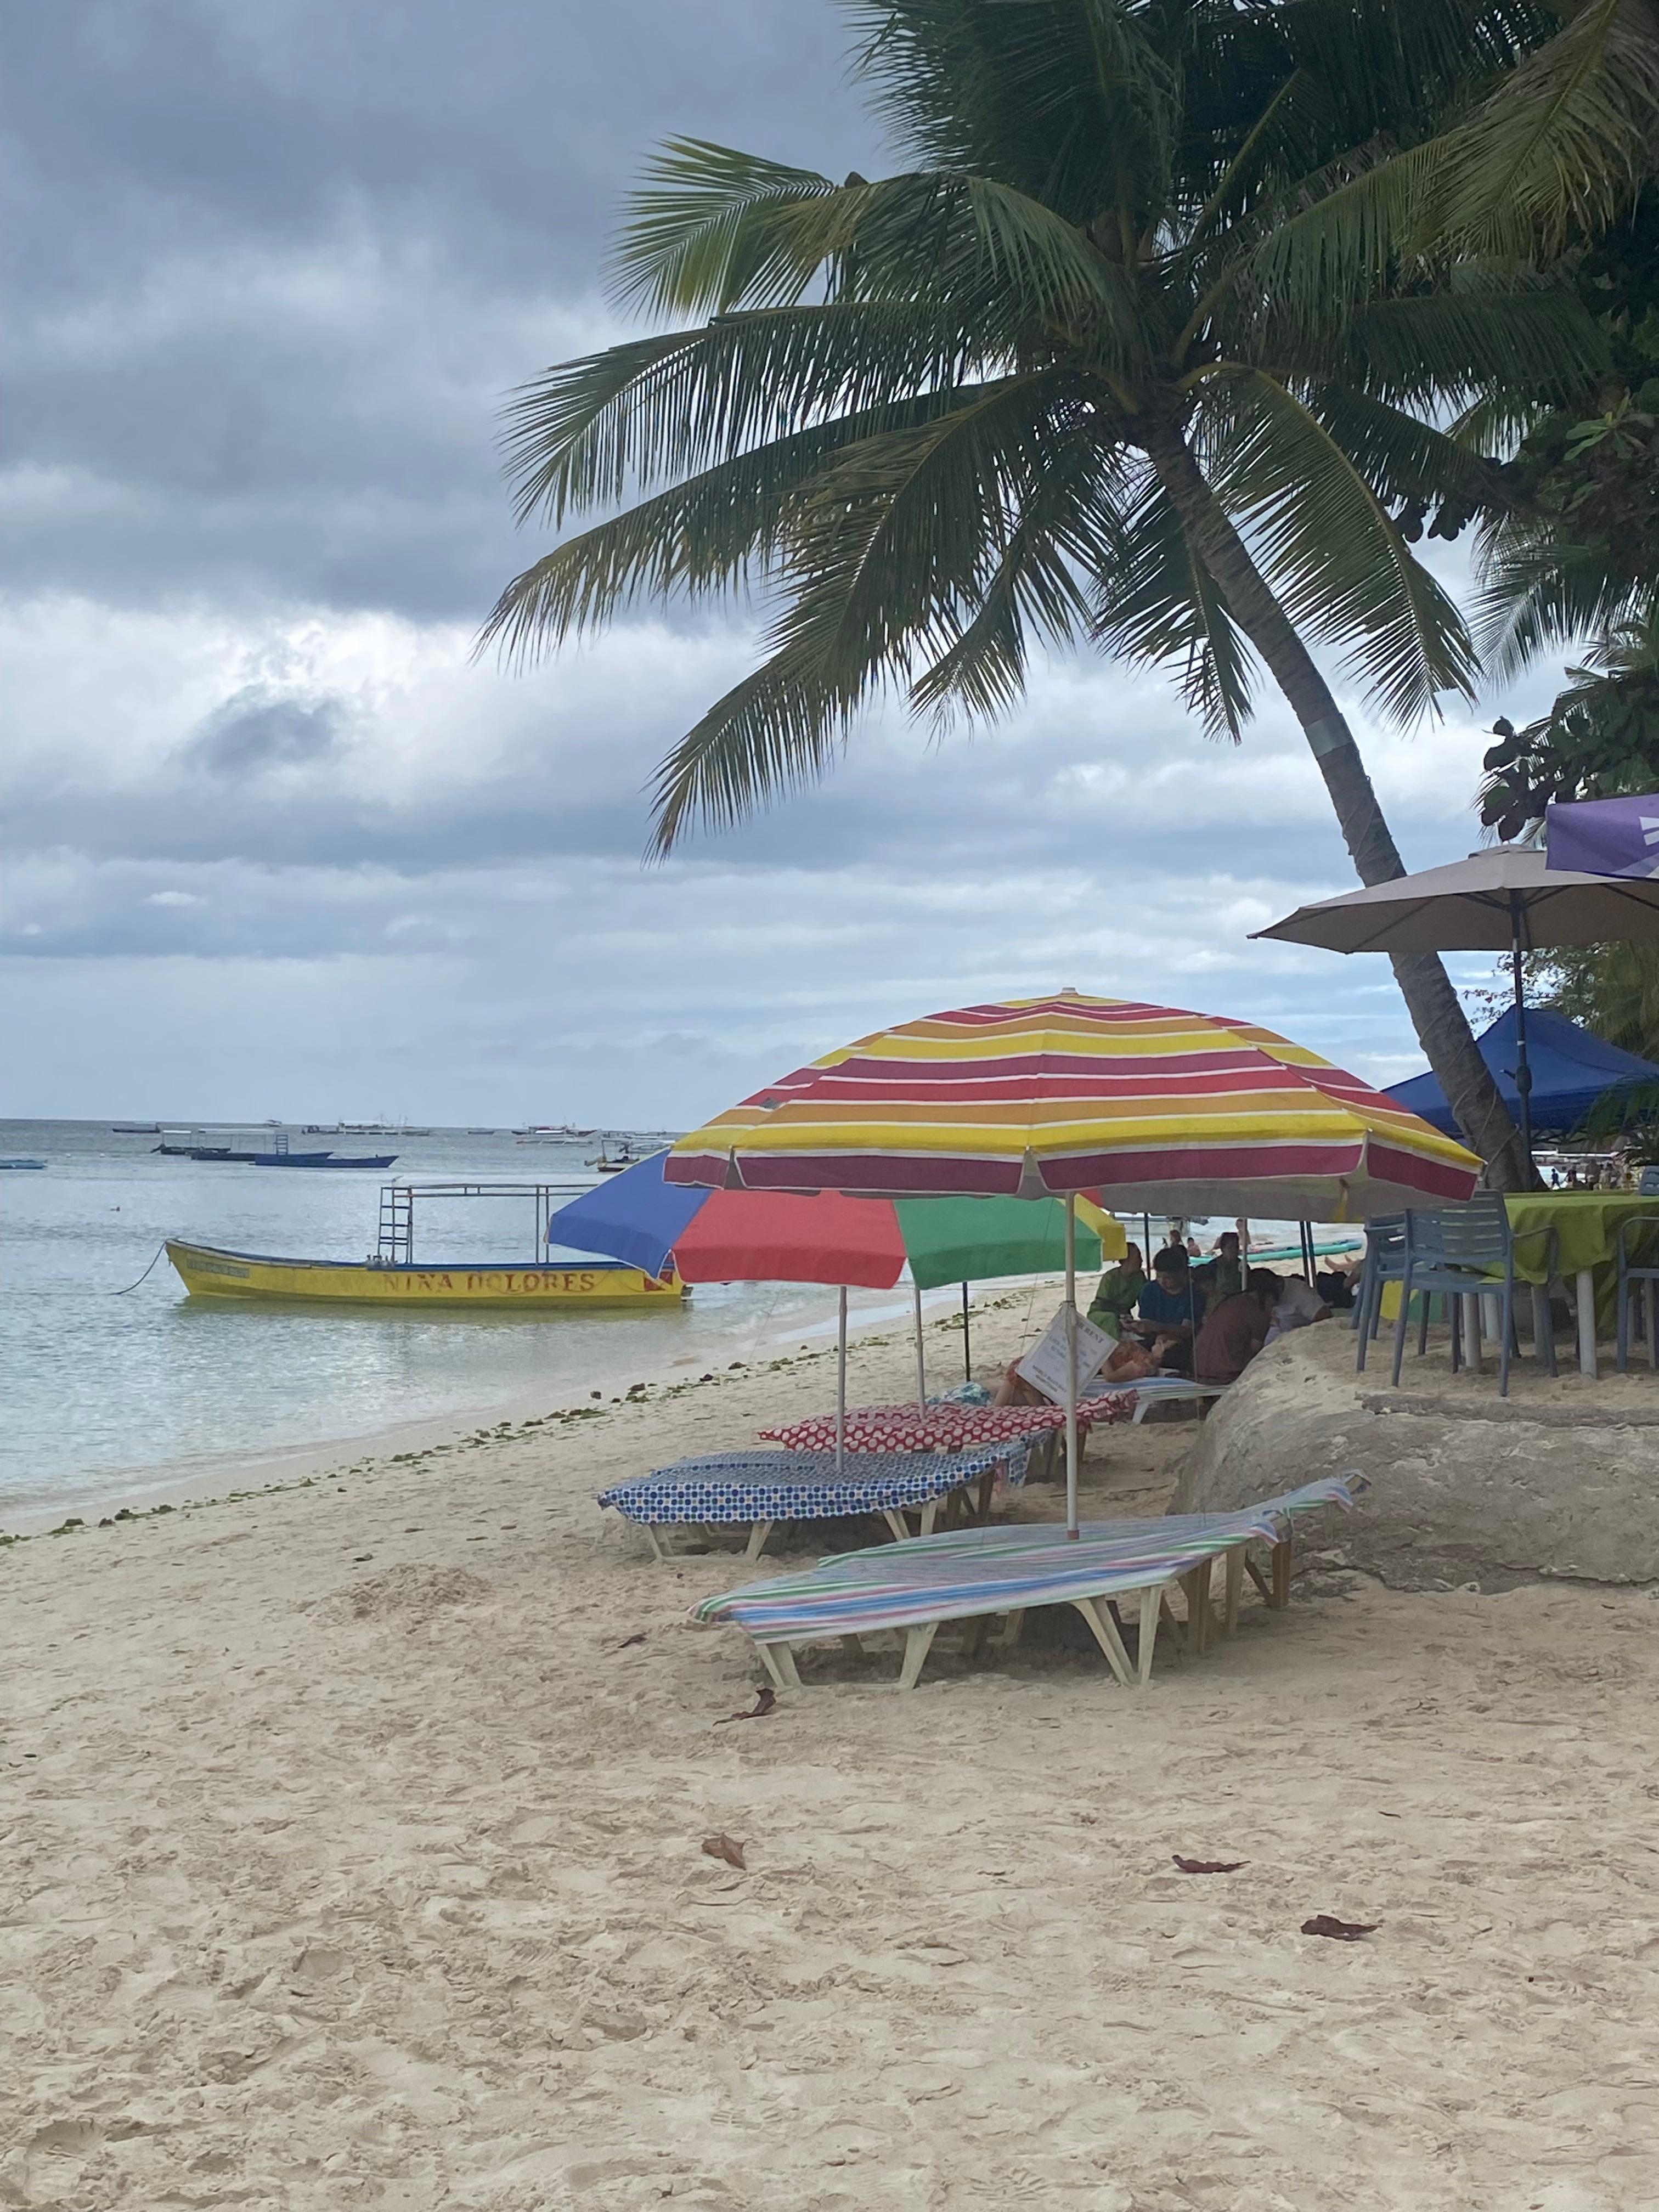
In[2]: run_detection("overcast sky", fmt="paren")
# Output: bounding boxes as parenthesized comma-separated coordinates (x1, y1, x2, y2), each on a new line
(2, 0, 1556, 1127)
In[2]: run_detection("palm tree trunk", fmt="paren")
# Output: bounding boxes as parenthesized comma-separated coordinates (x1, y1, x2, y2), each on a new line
(1143, 421, 1531, 1188)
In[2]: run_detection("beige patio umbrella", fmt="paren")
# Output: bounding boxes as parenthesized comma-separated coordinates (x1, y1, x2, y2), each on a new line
(1254, 847, 1659, 1158)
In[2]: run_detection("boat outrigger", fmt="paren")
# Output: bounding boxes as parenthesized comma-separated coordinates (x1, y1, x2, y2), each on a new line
(166, 1178, 684, 1310)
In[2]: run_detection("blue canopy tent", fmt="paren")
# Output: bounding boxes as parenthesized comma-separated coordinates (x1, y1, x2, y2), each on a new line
(1387, 1006, 1659, 1138)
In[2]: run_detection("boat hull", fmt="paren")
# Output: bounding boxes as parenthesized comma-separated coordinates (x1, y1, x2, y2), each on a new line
(165, 1240, 684, 1309)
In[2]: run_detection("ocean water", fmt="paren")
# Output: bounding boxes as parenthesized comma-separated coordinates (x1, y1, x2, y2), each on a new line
(0, 1121, 1357, 1528)
(0, 1121, 893, 1524)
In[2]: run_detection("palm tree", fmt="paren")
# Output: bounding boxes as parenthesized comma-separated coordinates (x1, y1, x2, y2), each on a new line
(485, 1, 1611, 1185)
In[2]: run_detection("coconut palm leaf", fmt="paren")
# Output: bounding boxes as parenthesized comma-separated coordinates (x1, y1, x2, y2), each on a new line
(1205, 368, 1478, 719)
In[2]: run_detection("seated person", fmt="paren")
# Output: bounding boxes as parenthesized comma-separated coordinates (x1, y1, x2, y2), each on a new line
(1194, 1268, 1280, 1385)
(1087, 1242, 1146, 1333)
(1265, 1272, 1331, 1343)
(1207, 1229, 1244, 1302)
(1124, 1248, 1205, 1375)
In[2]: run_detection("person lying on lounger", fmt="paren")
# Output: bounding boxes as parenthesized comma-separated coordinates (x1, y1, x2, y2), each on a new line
(992, 1332, 1170, 1407)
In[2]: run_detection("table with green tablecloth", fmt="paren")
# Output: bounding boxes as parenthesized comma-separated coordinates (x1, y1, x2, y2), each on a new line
(1504, 1193, 1659, 1375)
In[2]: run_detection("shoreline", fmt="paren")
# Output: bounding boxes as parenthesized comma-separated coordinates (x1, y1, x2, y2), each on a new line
(0, 1276, 1037, 1539)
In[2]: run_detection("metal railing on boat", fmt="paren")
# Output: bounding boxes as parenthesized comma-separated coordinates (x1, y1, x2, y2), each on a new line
(374, 1180, 593, 1267)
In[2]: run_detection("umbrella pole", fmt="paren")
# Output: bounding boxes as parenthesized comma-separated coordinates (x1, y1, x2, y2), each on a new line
(1510, 893, 1536, 1170)
(836, 1286, 848, 1476)
(1064, 1193, 1080, 1541)
(961, 1282, 971, 1380)
(912, 1279, 926, 1410)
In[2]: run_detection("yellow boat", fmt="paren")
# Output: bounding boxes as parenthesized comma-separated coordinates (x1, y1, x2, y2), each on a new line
(165, 1239, 682, 1310)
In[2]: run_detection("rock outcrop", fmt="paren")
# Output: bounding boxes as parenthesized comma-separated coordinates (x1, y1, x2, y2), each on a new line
(1167, 1321, 1659, 1588)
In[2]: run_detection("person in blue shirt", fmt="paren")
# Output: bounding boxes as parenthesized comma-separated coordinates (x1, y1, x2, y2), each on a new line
(1126, 1249, 1205, 1373)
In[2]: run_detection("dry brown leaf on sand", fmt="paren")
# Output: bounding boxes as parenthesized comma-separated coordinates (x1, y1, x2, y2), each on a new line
(702, 1833, 747, 1871)
(610, 1632, 647, 1651)
(1301, 1914, 1378, 1941)
(716, 1687, 776, 1724)
(1173, 1855, 1245, 1874)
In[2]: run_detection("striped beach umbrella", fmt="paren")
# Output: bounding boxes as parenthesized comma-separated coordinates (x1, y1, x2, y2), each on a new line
(667, 992, 1480, 1534)
(665, 991, 1481, 1221)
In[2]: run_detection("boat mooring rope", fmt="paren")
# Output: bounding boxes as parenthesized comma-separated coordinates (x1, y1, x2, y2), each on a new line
(111, 1244, 170, 1295)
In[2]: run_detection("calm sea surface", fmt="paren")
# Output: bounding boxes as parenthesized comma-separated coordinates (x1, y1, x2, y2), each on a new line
(0, 1121, 1350, 1527)
(0, 1121, 884, 1523)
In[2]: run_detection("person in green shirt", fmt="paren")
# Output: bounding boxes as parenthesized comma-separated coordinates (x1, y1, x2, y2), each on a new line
(1087, 1242, 1146, 1334)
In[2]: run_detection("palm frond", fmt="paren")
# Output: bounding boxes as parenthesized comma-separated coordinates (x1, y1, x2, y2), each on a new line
(610, 140, 843, 317)
(479, 397, 963, 666)
(1307, 383, 1505, 513)
(1471, 531, 1651, 678)
(909, 424, 1132, 724)
(1092, 479, 1259, 741)
(648, 369, 1096, 846)
(500, 302, 1000, 527)
(1291, 283, 1610, 410)
(1205, 367, 1477, 720)
(1426, 0, 1659, 257)
(647, 640, 855, 857)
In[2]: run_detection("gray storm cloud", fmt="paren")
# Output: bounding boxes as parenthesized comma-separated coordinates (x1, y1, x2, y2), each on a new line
(0, 2, 1549, 1122)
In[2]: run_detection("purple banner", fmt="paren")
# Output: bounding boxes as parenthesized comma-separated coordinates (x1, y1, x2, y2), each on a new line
(1545, 794, 1659, 879)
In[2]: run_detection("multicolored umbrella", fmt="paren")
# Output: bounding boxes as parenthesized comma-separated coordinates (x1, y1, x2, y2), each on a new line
(665, 991, 1480, 1220)
(549, 1150, 1125, 1467)
(548, 1148, 1121, 1286)
(665, 991, 1480, 1532)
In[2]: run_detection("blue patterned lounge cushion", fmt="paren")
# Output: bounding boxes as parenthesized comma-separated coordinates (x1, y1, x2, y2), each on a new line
(597, 1444, 1017, 1528)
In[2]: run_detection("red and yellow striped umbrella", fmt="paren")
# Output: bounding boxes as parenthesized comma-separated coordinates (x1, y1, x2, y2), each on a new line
(667, 991, 1481, 1220)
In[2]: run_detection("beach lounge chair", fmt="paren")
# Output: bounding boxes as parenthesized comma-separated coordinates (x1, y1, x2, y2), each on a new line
(597, 1443, 1019, 1562)
(1110, 1376, 1229, 1423)
(692, 1476, 1356, 1690)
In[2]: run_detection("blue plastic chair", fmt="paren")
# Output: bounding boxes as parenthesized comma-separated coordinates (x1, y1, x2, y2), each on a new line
(1391, 1194, 1557, 1398)
(1352, 1216, 1406, 1372)
(1616, 1215, 1659, 1370)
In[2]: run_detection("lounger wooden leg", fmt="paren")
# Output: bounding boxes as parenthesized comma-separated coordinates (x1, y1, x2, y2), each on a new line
(757, 1641, 800, 1691)
(1181, 1567, 1212, 1654)
(898, 1621, 940, 1690)
(1072, 1598, 1136, 1688)
(920, 1499, 941, 1536)
(881, 1509, 909, 1542)
(1223, 1547, 1245, 1634)
(1160, 1591, 1187, 1656)
(991, 1609, 1026, 1655)
(961, 1614, 991, 1661)
(643, 1524, 669, 1563)
(1270, 1539, 1291, 1611)
(973, 1469, 995, 1522)
(1137, 1584, 1161, 1684)
(1245, 1555, 1273, 1607)
(744, 1520, 774, 1561)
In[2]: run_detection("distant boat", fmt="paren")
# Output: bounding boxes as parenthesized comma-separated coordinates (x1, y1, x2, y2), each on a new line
(466, 1128, 499, 1136)
(251, 1153, 397, 1169)
(0, 1158, 46, 1170)
(111, 1122, 161, 1135)
(165, 1240, 680, 1308)
(586, 1142, 647, 1174)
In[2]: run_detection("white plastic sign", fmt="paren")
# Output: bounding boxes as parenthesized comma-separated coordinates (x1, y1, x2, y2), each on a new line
(1015, 1303, 1115, 1404)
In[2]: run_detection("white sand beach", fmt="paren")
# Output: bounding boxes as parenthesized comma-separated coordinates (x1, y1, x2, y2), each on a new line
(5, 1316, 1656, 2210)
